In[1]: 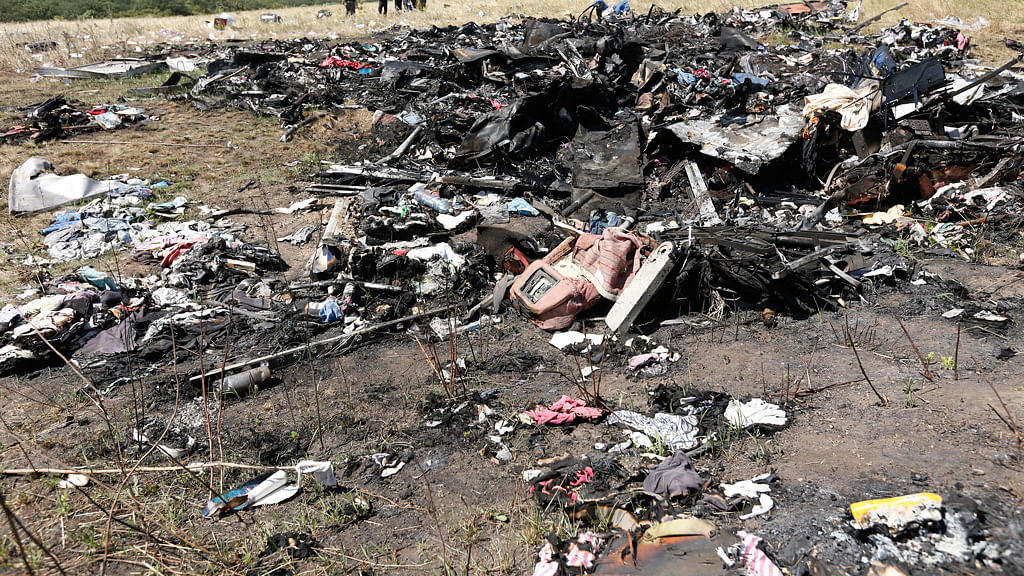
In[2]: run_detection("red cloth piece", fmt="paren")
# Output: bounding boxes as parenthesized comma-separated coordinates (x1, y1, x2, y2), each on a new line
(160, 238, 206, 267)
(525, 395, 603, 425)
(320, 56, 370, 69)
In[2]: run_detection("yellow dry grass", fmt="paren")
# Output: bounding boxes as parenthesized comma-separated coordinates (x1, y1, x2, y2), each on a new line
(0, 0, 1021, 73)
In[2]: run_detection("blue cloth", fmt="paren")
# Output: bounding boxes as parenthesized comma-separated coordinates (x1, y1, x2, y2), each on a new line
(79, 266, 119, 291)
(42, 212, 81, 235)
(83, 217, 131, 232)
(507, 197, 539, 216)
(150, 196, 188, 211)
(319, 300, 342, 323)
(871, 44, 896, 78)
(588, 211, 622, 234)
(612, 0, 629, 14)
(733, 73, 769, 87)
(592, 0, 608, 10)
(675, 70, 697, 85)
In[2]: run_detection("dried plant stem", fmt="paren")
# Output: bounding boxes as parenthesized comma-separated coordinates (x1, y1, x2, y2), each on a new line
(846, 312, 886, 406)
(197, 332, 215, 494)
(761, 357, 767, 401)
(68, 467, 215, 561)
(447, 307, 461, 395)
(71, 484, 169, 545)
(216, 325, 231, 492)
(421, 476, 451, 573)
(25, 322, 128, 575)
(828, 319, 843, 346)
(0, 487, 35, 576)
(1, 461, 284, 476)
(414, 335, 448, 397)
(570, 354, 588, 403)
(896, 315, 933, 382)
(304, 331, 326, 451)
(465, 330, 478, 364)
(102, 328, 187, 574)
(734, 300, 740, 341)
(954, 322, 961, 381)
(796, 335, 820, 401)
(0, 484, 66, 575)
(0, 413, 40, 471)
(583, 324, 598, 402)
(972, 358, 1022, 449)
(27, 325, 126, 473)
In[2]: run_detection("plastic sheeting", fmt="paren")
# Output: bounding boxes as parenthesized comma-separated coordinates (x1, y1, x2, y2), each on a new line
(9, 157, 125, 214)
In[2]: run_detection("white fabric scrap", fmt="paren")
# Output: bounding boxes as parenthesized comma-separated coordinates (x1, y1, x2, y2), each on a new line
(274, 198, 317, 214)
(295, 460, 337, 487)
(371, 453, 406, 478)
(962, 187, 1009, 211)
(722, 479, 772, 499)
(151, 287, 193, 307)
(803, 82, 880, 131)
(246, 470, 299, 506)
(12, 309, 76, 340)
(436, 210, 475, 230)
(58, 474, 90, 489)
(165, 57, 197, 72)
(549, 331, 604, 351)
(942, 308, 964, 319)
(0, 345, 34, 364)
(740, 494, 775, 520)
(948, 77, 985, 106)
(406, 243, 466, 269)
(725, 398, 787, 428)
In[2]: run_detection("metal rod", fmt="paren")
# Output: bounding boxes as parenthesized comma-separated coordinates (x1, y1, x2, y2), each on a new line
(374, 125, 423, 165)
(187, 306, 447, 382)
(288, 278, 405, 292)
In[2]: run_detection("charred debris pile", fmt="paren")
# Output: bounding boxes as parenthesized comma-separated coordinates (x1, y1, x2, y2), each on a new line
(4, 1, 1023, 379)
(2, 2, 1024, 575)
(183, 0, 1023, 327)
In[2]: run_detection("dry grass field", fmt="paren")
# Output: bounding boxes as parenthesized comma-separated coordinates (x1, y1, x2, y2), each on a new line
(1, 0, 1022, 72)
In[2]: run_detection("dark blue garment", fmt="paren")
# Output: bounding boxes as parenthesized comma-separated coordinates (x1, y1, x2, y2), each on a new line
(872, 44, 896, 78)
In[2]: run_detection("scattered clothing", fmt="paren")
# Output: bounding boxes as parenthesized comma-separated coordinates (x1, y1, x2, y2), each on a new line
(643, 451, 704, 499)
(524, 395, 603, 425)
(607, 410, 699, 450)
